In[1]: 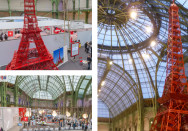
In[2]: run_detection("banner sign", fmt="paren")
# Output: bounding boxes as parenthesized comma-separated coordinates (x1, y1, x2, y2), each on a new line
(70, 31, 77, 43)
(22, 117, 28, 122)
(19, 108, 26, 121)
(0, 76, 7, 82)
(71, 42, 79, 57)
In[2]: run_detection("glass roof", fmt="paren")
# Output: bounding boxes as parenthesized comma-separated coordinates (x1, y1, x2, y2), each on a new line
(33, 91, 53, 100)
(98, 99, 111, 118)
(7, 75, 92, 100)
(98, 59, 138, 117)
(98, 0, 188, 118)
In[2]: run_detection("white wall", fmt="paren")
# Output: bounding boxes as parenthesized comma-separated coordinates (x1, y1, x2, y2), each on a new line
(77, 30, 92, 46)
(0, 33, 69, 67)
(0, 107, 19, 131)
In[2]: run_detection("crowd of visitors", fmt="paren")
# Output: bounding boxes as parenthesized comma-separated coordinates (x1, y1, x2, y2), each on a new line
(85, 41, 92, 70)
(0, 33, 8, 41)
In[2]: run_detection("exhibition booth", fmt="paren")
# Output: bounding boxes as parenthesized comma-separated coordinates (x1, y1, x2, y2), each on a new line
(0, 107, 31, 131)
(0, 107, 92, 131)
(0, 16, 92, 69)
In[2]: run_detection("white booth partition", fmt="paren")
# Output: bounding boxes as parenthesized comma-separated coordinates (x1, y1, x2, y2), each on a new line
(77, 30, 92, 46)
(0, 107, 19, 131)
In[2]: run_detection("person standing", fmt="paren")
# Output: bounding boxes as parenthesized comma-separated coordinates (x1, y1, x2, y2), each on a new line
(84, 123, 88, 131)
(4, 34, 8, 40)
(0, 33, 3, 41)
(73, 122, 76, 129)
(90, 46, 92, 57)
(86, 42, 90, 53)
(85, 42, 88, 52)
(87, 55, 92, 70)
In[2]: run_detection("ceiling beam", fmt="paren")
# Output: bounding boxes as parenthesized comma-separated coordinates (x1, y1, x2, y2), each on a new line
(38, 76, 41, 91)
(98, 57, 112, 92)
(46, 76, 50, 91)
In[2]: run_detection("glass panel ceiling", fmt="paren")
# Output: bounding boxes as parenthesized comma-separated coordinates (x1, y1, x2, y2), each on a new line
(6, 75, 92, 100)
(98, 99, 111, 118)
(33, 91, 53, 100)
(98, 60, 138, 117)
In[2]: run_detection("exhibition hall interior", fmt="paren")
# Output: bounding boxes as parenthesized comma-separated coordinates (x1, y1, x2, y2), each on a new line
(0, 0, 92, 70)
(0, 75, 92, 131)
(98, 0, 188, 131)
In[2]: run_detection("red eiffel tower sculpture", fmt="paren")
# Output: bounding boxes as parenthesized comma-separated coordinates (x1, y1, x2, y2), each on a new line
(150, 1, 188, 130)
(6, 0, 58, 70)
(57, 48, 63, 65)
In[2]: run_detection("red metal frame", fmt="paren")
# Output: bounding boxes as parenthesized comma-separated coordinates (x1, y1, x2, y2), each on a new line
(6, 0, 58, 70)
(71, 42, 79, 57)
(150, 1, 188, 131)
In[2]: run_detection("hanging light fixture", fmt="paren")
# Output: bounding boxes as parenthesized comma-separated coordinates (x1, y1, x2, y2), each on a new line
(101, 81, 105, 86)
(109, 61, 113, 65)
(151, 41, 156, 47)
(146, 26, 152, 33)
(52, 110, 57, 117)
(82, 113, 88, 119)
(66, 111, 71, 117)
(39, 110, 43, 114)
(130, 11, 137, 19)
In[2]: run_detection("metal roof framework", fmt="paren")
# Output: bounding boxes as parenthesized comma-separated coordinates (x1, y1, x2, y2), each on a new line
(7, 75, 92, 100)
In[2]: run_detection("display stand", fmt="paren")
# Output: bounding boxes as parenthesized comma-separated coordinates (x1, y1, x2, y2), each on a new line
(70, 42, 79, 62)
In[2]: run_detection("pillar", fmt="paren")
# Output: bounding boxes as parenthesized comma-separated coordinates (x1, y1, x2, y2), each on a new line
(73, 0, 75, 20)
(63, 92, 66, 114)
(0, 83, 7, 107)
(14, 85, 18, 107)
(78, 0, 80, 20)
(85, 0, 89, 23)
(7, 0, 11, 16)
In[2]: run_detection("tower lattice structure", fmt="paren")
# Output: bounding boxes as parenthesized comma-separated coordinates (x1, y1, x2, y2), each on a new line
(6, 0, 58, 70)
(150, 1, 188, 131)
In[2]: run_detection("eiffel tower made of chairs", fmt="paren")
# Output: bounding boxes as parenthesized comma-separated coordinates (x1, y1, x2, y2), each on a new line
(150, 0, 188, 130)
(6, 0, 58, 70)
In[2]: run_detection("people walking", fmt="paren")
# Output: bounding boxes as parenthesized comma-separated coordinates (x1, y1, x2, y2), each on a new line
(87, 55, 92, 70)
